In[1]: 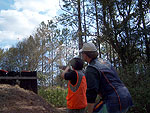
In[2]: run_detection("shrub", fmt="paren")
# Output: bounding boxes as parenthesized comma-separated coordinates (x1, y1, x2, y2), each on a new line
(119, 63, 150, 113)
(38, 87, 67, 107)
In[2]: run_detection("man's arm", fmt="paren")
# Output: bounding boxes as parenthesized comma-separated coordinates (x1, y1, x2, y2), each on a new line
(85, 66, 100, 113)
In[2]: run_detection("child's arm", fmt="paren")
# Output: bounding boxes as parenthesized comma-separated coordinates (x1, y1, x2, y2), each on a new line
(61, 66, 70, 79)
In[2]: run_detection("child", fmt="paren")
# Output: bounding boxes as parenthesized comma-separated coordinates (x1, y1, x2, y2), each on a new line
(61, 57, 87, 113)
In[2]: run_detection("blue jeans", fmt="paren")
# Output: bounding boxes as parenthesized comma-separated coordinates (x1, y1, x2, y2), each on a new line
(93, 102, 129, 113)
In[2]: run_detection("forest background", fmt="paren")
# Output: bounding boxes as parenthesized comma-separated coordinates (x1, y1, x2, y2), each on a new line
(0, 0, 150, 113)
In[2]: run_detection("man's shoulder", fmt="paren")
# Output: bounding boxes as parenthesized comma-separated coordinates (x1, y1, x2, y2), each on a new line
(86, 65, 97, 70)
(86, 65, 99, 75)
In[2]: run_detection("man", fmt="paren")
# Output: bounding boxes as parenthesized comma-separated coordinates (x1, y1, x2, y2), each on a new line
(79, 42, 133, 113)
(61, 57, 87, 113)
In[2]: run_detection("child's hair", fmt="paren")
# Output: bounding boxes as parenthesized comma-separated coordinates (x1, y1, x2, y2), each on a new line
(69, 58, 84, 70)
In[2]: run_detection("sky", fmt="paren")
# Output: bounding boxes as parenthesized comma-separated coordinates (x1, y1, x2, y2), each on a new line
(0, 0, 61, 49)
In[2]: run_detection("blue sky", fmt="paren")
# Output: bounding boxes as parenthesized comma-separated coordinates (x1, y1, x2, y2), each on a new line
(0, 0, 61, 49)
(0, 0, 14, 10)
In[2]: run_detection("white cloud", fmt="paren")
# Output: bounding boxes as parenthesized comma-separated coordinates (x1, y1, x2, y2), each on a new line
(0, 30, 22, 40)
(0, 0, 61, 49)
(13, 0, 59, 13)
(3, 45, 12, 50)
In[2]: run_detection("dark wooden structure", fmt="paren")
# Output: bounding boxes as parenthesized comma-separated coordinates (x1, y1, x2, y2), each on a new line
(0, 70, 37, 94)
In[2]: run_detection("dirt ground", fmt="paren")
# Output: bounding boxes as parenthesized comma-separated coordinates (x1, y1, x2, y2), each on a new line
(0, 84, 67, 113)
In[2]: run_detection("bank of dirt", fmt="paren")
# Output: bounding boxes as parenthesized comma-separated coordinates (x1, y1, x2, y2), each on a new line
(0, 84, 67, 113)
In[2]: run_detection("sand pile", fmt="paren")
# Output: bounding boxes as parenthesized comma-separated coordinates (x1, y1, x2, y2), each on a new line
(0, 84, 62, 113)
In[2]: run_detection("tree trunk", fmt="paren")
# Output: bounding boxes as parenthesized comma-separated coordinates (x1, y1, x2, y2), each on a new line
(83, 0, 87, 43)
(94, 0, 101, 58)
(139, 0, 150, 63)
(77, 0, 83, 57)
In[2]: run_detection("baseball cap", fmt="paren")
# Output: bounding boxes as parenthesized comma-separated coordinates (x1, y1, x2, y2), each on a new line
(79, 42, 97, 53)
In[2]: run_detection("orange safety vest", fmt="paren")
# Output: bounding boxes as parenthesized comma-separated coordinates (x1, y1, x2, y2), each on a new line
(66, 70, 87, 109)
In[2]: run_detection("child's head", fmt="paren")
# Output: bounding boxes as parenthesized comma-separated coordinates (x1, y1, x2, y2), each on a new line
(69, 58, 84, 70)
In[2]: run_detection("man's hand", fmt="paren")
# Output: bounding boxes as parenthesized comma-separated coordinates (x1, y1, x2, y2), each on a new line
(87, 103, 95, 113)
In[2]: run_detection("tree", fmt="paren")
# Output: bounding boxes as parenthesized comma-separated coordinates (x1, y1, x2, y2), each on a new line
(77, 0, 83, 57)
(0, 48, 4, 68)
(0, 47, 18, 71)
(97, 0, 149, 67)
(137, 0, 150, 63)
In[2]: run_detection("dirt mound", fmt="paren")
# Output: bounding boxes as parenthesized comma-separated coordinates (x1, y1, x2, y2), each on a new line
(0, 84, 62, 113)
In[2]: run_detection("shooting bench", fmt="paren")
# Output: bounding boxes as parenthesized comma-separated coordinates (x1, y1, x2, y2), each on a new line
(0, 71, 37, 94)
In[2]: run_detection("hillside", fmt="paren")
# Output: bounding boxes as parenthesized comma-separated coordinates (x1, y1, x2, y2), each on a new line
(0, 84, 64, 113)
